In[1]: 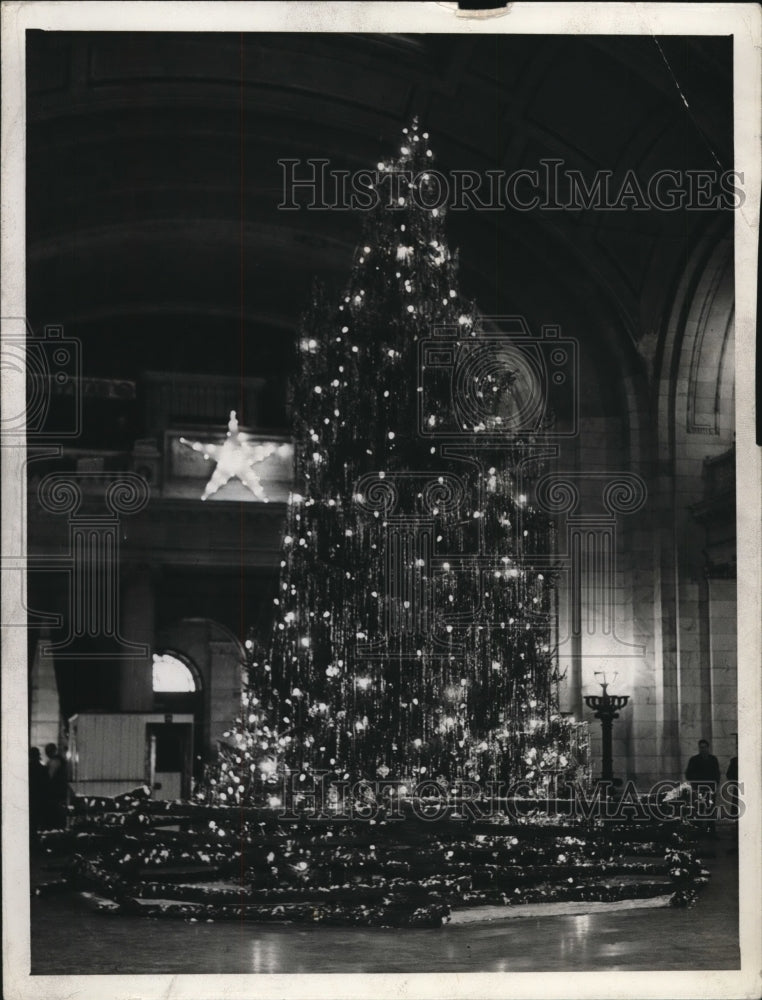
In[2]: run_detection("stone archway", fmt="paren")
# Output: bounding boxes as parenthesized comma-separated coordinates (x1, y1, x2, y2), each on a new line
(154, 618, 246, 763)
(655, 228, 736, 774)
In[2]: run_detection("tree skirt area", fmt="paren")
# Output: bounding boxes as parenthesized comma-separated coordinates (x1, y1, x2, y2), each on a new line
(34, 789, 709, 929)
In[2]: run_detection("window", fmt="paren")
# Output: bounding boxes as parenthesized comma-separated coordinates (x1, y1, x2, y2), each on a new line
(152, 652, 196, 693)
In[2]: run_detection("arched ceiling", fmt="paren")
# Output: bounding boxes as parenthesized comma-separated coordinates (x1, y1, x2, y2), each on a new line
(26, 30, 733, 430)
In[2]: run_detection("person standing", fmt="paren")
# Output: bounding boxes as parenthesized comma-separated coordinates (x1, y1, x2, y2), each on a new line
(685, 738, 721, 784)
(685, 738, 721, 836)
(726, 755, 738, 781)
(28, 747, 47, 842)
(44, 743, 69, 829)
(725, 753, 739, 846)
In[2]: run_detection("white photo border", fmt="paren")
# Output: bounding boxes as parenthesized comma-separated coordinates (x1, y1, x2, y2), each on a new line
(2, 3, 760, 999)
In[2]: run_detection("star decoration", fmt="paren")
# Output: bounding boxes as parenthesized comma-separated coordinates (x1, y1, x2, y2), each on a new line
(180, 410, 291, 501)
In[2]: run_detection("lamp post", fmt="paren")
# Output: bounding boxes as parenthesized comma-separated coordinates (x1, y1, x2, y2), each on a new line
(584, 673, 629, 784)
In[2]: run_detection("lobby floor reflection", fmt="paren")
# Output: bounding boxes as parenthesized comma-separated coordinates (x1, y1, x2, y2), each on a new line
(30, 832, 739, 975)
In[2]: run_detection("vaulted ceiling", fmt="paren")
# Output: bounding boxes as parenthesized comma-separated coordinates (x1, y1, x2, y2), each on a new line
(26, 31, 733, 433)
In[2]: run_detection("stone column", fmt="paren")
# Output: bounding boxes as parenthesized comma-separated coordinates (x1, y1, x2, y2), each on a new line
(536, 469, 648, 780)
(708, 575, 738, 768)
(118, 565, 155, 710)
(29, 628, 61, 751)
(208, 639, 243, 749)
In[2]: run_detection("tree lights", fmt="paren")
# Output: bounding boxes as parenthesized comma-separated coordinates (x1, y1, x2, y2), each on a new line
(202, 121, 586, 804)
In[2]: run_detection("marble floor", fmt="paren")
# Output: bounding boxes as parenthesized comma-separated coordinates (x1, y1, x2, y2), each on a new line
(29, 831, 739, 975)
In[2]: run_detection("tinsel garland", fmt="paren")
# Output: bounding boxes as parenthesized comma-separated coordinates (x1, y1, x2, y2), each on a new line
(199, 119, 591, 794)
(33, 795, 710, 927)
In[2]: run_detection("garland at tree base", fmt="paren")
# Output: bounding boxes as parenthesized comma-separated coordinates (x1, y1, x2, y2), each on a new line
(33, 794, 710, 928)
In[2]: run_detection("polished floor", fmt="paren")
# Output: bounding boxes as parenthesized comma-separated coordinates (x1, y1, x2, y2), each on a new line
(30, 830, 739, 974)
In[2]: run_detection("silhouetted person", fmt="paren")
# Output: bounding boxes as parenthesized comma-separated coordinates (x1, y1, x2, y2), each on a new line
(685, 738, 720, 836)
(725, 755, 740, 843)
(44, 743, 68, 829)
(28, 747, 47, 842)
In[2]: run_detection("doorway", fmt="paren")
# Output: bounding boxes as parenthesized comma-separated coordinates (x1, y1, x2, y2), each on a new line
(146, 722, 193, 800)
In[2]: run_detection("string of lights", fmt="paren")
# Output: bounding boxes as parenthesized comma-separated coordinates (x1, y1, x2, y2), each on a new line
(201, 121, 587, 805)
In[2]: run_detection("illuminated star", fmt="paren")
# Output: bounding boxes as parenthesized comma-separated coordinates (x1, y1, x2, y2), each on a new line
(180, 410, 290, 501)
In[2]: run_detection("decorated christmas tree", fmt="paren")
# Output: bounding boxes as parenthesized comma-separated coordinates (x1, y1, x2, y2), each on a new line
(202, 121, 585, 808)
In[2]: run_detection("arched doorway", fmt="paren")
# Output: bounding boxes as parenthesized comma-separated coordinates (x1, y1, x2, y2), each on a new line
(153, 618, 248, 775)
(656, 229, 736, 772)
(150, 650, 203, 797)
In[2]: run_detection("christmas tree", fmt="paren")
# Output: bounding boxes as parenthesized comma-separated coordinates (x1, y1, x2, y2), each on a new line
(202, 121, 584, 808)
